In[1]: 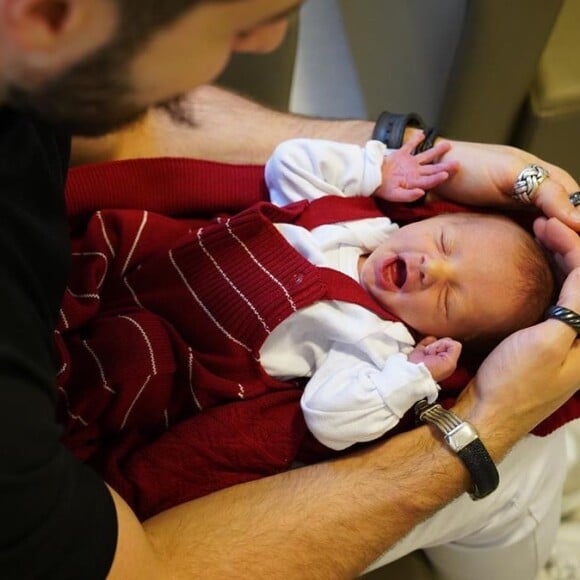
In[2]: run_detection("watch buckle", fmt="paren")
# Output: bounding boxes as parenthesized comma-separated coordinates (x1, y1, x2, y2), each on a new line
(445, 423, 479, 452)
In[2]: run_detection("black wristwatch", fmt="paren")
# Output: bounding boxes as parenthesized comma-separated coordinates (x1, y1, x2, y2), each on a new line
(372, 111, 426, 149)
(415, 400, 500, 500)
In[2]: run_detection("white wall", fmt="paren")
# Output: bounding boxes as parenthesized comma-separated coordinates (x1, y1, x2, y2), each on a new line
(290, 0, 465, 125)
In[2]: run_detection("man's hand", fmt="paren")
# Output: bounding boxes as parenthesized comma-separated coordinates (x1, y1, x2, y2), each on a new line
(534, 216, 580, 275)
(428, 137, 580, 231)
(408, 336, 462, 382)
(374, 133, 458, 202)
(455, 219, 580, 451)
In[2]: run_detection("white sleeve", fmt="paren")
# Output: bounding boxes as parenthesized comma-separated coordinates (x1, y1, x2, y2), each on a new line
(265, 138, 387, 206)
(301, 348, 439, 451)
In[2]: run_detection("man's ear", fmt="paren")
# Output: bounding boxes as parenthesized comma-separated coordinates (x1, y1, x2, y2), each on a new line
(0, 0, 117, 79)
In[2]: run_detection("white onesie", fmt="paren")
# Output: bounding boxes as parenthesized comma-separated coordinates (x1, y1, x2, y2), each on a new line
(261, 138, 439, 450)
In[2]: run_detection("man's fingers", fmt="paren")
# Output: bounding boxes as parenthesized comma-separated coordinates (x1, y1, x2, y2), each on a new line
(544, 162, 580, 193)
(542, 318, 579, 352)
(556, 266, 580, 313)
(535, 184, 580, 231)
(534, 217, 580, 270)
(560, 340, 580, 396)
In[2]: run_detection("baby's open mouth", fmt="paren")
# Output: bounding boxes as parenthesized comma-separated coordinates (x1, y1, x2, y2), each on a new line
(383, 258, 407, 290)
(393, 259, 407, 288)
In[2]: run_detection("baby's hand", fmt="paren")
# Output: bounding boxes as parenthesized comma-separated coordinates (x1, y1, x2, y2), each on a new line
(374, 132, 459, 202)
(408, 336, 462, 382)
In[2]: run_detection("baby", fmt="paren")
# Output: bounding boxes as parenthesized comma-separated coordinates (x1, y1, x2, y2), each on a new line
(263, 135, 554, 450)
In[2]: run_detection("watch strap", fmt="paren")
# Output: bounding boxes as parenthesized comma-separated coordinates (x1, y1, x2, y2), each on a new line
(457, 439, 500, 500)
(372, 111, 426, 149)
(415, 401, 499, 500)
(414, 126, 439, 154)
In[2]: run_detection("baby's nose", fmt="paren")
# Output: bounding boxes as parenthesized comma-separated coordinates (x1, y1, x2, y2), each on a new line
(420, 257, 452, 284)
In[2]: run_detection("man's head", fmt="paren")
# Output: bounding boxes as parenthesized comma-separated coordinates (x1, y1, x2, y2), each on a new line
(359, 213, 555, 342)
(0, 0, 300, 134)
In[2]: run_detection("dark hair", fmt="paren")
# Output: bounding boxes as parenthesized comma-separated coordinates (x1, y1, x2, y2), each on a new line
(5, 0, 231, 135)
(509, 230, 556, 331)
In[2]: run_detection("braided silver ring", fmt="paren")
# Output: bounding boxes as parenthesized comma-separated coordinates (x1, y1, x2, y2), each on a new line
(569, 191, 580, 207)
(545, 305, 580, 336)
(512, 163, 550, 204)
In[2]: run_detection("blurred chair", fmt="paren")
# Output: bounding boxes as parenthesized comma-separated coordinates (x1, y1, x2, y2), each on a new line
(514, 0, 580, 180)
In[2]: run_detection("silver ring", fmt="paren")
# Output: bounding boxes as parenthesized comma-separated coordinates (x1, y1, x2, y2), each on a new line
(570, 191, 580, 207)
(512, 163, 550, 204)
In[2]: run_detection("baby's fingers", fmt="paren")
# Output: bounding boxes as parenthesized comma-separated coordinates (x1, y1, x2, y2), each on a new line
(414, 171, 450, 191)
(401, 131, 426, 153)
(420, 162, 458, 176)
(416, 336, 438, 349)
(415, 139, 452, 163)
(426, 338, 462, 356)
(382, 186, 427, 203)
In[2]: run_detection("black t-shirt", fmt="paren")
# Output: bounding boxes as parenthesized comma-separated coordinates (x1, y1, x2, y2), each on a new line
(0, 108, 117, 579)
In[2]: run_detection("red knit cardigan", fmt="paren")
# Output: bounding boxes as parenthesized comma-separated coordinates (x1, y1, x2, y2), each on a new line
(60, 157, 579, 520)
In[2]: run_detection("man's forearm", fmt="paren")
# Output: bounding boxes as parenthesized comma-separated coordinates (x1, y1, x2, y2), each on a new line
(109, 423, 474, 579)
(72, 89, 580, 235)
(72, 85, 374, 166)
(180, 85, 374, 163)
(107, 364, 538, 580)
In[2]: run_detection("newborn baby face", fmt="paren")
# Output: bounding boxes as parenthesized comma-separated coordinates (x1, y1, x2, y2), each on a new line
(358, 213, 526, 340)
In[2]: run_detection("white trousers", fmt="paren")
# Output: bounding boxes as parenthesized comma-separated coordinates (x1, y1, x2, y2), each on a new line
(366, 427, 568, 580)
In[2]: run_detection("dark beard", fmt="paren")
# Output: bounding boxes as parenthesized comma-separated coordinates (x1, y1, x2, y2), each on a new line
(5, 76, 146, 137)
(6, 78, 200, 137)
(4, 31, 156, 137)
(1, 0, 211, 136)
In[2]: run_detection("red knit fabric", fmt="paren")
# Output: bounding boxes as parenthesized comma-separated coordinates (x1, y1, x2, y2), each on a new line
(59, 157, 580, 519)
(66, 157, 269, 219)
(58, 188, 400, 519)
